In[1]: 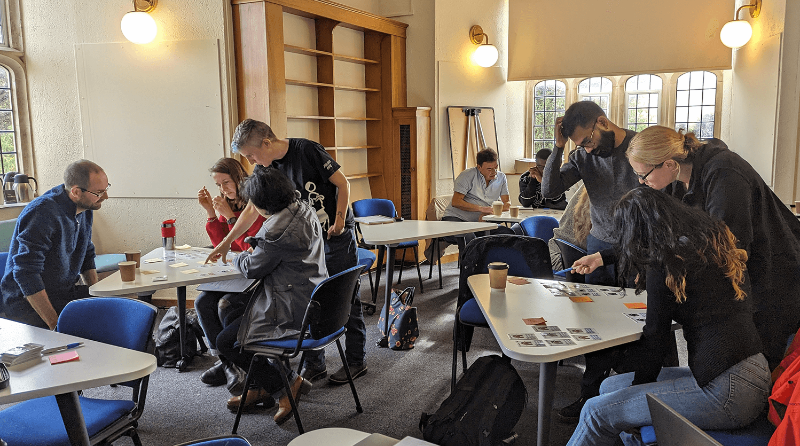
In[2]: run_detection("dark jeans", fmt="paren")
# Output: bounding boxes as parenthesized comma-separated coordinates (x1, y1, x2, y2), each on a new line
(5, 285, 91, 329)
(303, 226, 365, 369)
(195, 291, 249, 351)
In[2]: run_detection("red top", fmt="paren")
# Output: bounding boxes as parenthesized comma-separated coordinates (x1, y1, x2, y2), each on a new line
(205, 210, 266, 252)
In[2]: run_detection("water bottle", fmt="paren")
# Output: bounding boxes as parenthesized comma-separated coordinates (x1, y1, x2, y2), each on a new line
(161, 219, 176, 260)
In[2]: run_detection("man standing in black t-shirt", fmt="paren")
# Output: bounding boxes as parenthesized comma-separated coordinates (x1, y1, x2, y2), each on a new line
(207, 119, 365, 391)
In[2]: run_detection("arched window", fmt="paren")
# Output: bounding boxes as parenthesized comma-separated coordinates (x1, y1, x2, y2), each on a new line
(675, 71, 716, 138)
(532, 80, 566, 153)
(578, 77, 612, 116)
(625, 74, 662, 132)
(0, 65, 17, 174)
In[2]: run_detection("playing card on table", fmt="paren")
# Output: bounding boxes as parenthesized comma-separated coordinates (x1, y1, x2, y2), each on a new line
(508, 333, 537, 340)
(533, 325, 562, 332)
(545, 339, 576, 346)
(516, 340, 546, 347)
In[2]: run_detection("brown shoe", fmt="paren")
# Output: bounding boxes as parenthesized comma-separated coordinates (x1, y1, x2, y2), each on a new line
(274, 376, 312, 424)
(226, 387, 274, 412)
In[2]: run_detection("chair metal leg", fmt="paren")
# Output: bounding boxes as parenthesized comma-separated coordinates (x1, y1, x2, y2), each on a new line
(276, 359, 305, 433)
(336, 338, 363, 413)
(413, 246, 424, 293)
(232, 355, 260, 434)
(451, 319, 459, 393)
(367, 269, 374, 297)
(428, 238, 436, 279)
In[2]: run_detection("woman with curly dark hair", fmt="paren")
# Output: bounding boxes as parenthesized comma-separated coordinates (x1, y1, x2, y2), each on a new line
(566, 187, 770, 446)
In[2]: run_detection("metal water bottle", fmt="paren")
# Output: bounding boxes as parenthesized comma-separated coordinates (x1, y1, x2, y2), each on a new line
(161, 219, 176, 259)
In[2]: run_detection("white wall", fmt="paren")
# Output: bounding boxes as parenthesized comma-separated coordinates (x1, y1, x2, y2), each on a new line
(24, 1, 234, 254)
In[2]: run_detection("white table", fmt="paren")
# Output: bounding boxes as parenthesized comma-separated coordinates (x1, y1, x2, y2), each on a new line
(483, 207, 565, 224)
(90, 247, 245, 370)
(467, 274, 651, 446)
(0, 318, 156, 445)
(360, 220, 496, 344)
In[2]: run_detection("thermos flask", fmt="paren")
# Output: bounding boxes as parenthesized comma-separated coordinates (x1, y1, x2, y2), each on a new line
(161, 219, 176, 252)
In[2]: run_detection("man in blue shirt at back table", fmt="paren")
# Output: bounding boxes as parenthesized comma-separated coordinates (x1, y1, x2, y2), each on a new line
(442, 148, 511, 251)
(1, 160, 109, 329)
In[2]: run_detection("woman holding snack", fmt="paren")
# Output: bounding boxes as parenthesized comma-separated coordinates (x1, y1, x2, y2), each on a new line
(195, 157, 265, 394)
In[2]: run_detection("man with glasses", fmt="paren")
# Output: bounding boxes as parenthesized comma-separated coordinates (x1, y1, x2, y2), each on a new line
(518, 148, 567, 209)
(1, 160, 109, 329)
(541, 100, 642, 420)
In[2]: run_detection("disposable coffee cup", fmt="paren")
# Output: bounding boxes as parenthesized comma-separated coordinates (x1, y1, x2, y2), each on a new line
(124, 250, 141, 268)
(509, 206, 520, 218)
(488, 262, 509, 290)
(795, 201, 800, 213)
(119, 261, 137, 282)
(492, 201, 503, 216)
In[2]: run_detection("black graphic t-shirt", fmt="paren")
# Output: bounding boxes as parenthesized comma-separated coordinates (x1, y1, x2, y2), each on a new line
(255, 138, 354, 231)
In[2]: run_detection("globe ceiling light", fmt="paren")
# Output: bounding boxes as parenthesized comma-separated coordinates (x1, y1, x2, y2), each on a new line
(720, 0, 761, 49)
(121, 0, 158, 45)
(469, 25, 499, 68)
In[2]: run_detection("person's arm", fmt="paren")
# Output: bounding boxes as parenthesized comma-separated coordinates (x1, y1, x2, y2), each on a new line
(500, 194, 511, 211)
(451, 192, 492, 215)
(327, 169, 350, 239)
(198, 187, 216, 219)
(542, 116, 582, 198)
(702, 166, 754, 252)
(26, 289, 59, 330)
(82, 269, 98, 286)
(205, 202, 259, 264)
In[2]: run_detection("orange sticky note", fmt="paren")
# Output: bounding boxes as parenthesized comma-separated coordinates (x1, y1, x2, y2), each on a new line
(624, 302, 647, 309)
(569, 296, 593, 302)
(508, 277, 531, 285)
(523, 317, 547, 325)
(49, 351, 79, 364)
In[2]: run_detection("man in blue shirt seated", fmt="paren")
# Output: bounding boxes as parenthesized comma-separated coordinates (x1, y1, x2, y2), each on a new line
(1, 160, 109, 329)
(442, 148, 512, 250)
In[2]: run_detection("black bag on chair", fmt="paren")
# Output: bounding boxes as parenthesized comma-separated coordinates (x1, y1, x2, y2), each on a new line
(377, 287, 419, 350)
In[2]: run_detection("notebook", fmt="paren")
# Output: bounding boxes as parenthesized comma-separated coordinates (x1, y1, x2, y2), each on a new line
(646, 393, 722, 446)
(196, 278, 258, 293)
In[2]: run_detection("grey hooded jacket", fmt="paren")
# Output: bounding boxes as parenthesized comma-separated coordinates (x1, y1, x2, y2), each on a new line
(235, 199, 328, 346)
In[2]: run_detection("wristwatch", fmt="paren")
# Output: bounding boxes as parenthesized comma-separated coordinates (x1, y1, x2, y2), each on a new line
(226, 217, 238, 226)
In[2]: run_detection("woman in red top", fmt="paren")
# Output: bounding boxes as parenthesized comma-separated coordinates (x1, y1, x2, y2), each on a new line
(195, 158, 265, 393)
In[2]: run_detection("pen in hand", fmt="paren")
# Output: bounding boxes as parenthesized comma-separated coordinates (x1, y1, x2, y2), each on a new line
(42, 342, 84, 355)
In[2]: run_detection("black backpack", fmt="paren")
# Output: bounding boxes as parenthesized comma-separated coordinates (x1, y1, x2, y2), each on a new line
(154, 306, 205, 367)
(420, 355, 527, 446)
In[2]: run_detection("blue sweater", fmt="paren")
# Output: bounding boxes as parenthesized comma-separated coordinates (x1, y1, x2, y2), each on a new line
(1, 185, 96, 312)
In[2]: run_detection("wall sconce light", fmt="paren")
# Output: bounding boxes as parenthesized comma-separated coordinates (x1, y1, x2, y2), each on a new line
(121, 0, 158, 44)
(469, 25, 499, 67)
(720, 0, 761, 49)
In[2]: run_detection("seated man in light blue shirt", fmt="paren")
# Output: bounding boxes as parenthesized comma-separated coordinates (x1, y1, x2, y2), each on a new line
(442, 148, 512, 250)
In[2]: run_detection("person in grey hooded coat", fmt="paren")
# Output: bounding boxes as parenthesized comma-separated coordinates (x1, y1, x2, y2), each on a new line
(214, 167, 328, 421)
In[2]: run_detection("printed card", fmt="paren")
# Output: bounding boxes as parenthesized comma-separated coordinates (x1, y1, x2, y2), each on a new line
(516, 340, 546, 347)
(522, 317, 547, 326)
(143, 258, 162, 264)
(508, 333, 537, 340)
(533, 325, 562, 332)
(540, 331, 570, 339)
(573, 334, 602, 341)
(567, 328, 597, 334)
(624, 312, 647, 324)
(545, 339, 576, 346)
(152, 276, 168, 282)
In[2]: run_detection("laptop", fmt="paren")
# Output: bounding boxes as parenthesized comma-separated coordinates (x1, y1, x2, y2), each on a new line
(646, 393, 722, 446)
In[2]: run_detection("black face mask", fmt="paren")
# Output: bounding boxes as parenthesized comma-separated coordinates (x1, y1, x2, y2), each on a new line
(587, 129, 616, 158)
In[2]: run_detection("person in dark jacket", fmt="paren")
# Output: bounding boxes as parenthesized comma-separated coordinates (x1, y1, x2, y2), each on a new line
(567, 188, 770, 446)
(215, 167, 327, 424)
(625, 125, 800, 370)
(518, 149, 567, 209)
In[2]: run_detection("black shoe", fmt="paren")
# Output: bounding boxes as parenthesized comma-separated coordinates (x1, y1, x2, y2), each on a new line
(300, 365, 328, 382)
(200, 360, 227, 386)
(225, 363, 247, 396)
(328, 363, 367, 384)
(557, 396, 589, 421)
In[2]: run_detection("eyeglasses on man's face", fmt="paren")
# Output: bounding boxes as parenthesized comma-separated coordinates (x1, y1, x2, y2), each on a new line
(576, 121, 598, 151)
(79, 183, 111, 198)
(636, 163, 664, 182)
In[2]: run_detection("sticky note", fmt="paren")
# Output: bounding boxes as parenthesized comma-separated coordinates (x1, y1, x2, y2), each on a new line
(180, 269, 200, 274)
(49, 351, 79, 364)
(175, 244, 192, 250)
(140, 269, 160, 275)
(624, 302, 647, 309)
(569, 296, 593, 302)
(169, 262, 189, 268)
(523, 317, 547, 325)
(143, 258, 163, 264)
(508, 277, 530, 285)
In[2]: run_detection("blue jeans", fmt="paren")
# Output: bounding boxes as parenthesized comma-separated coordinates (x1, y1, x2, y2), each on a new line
(303, 226, 366, 369)
(566, 353, 771, 446)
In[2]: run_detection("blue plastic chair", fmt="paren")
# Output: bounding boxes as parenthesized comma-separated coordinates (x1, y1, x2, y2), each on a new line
(352, 199, 424, 313)
(174, 435, 252, 446)
(357, 247, 377, 297)
(232, 265, 365, 435)
(0, 297, 158, 446)
(518, 215, 559, 242)
(452, 235, 554, 390)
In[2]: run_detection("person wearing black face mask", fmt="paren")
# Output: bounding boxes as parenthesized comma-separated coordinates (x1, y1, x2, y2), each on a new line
(541, 100, 643, 421)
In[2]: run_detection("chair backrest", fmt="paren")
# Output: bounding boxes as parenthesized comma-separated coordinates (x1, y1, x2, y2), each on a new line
(352, 198, 396, 219)
(0, 218, 16, 252)
(646, 394, 722, 446)
(519, 215, 559, 242)
(553, 238, 588, 283)
(306, 265, 365, 340)
(57, 297, 158, 353)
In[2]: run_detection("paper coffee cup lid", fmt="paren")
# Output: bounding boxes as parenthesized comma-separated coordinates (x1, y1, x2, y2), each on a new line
(487, 262, 508, 270)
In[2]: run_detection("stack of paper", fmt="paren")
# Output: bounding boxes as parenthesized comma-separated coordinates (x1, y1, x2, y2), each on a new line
(1, 343, 44, 366)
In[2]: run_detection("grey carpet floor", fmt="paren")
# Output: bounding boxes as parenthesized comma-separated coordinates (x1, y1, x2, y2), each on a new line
(3, 263, 686, 445)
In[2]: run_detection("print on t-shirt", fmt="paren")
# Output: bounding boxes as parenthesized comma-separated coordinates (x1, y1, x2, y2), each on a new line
(305, 181, 329, 230)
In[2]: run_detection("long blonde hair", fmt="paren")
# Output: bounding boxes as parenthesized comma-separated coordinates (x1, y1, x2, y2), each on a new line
(627, 125, 704, 166)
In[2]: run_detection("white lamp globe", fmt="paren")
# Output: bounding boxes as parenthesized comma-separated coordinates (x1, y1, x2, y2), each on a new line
(720, 20, 752, 49)
(472, 44, 499, 67)
(121, 11, 157, 44)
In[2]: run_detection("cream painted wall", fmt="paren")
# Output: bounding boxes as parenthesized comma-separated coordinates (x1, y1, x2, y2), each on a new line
(24, 1, 234, 254)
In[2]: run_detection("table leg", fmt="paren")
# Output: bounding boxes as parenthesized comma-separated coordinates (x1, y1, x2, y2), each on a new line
(55, 391, 91, 446)
(372, 246, 385, 306)
(176, 285, 189, 372)
(537, 361, 558, 446)
(377, 244, 395, 348)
